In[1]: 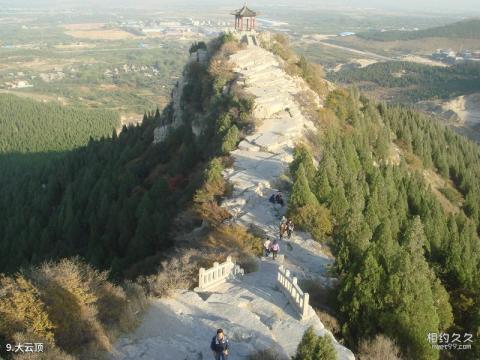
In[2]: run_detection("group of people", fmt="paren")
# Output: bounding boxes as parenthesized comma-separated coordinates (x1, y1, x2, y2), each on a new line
(263, 238, 280, 259)
(279, 216, 295, 239)
(269, 191, 285, 207)
(209, 195, 298, 358)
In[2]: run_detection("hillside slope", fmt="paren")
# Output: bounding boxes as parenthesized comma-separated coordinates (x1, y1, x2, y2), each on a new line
(358, 18, 480, 41)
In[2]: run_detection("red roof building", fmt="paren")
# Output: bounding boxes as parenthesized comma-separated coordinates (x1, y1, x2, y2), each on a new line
(232, 4, 257, 32)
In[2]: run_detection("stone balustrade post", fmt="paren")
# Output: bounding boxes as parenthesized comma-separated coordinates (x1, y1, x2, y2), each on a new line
(302, 293, 310, 318)
(213, 262, 219, 280)
(199, 268, 205, 289)
(292, 277, 298, 299)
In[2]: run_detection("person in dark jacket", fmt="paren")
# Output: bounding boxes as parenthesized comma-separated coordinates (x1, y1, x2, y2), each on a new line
(287, 219, 295, 239)
(275, 192, 285, 207)
(211, 328, 229, 359)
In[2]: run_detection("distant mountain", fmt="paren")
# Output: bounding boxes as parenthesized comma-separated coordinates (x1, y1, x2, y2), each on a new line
(358, 18, 480, 41)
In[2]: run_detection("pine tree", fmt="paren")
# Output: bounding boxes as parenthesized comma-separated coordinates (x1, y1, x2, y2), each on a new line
(329, 183, 348, 219)
(313, 168, 331, 203)
(294, 327, 337, 360)
(291, 145, 316, 182)
(290, 164, 318, 210)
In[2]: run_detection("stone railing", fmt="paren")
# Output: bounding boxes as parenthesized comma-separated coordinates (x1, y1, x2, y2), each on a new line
(197, 256, 244, 291)
(277, 265, 311, 319)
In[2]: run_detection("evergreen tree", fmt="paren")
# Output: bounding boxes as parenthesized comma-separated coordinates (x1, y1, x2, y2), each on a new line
(290, 145, 316, 182)
(290, 164, 318, 210)
(312, 167, 331, 203)
(294, 327, 337, 360)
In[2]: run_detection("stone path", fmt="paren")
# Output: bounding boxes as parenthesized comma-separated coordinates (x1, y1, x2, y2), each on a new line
(111, 45, 355, 360)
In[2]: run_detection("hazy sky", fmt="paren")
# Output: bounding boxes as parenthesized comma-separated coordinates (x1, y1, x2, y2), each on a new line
(1, 0, 479, 15)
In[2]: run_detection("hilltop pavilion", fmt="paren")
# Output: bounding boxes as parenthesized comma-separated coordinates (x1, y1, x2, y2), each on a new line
(232, 3, 257, 32)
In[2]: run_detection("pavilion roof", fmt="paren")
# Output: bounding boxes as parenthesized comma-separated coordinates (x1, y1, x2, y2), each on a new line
(231, 5, 257, 17)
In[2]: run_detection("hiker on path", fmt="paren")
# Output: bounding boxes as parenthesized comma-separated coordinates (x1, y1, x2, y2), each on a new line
(263, 238, 272, 257)
(271, 239, 280, 260)
(211, 329, 229, 360)
(269, 191, 284, 207)
(275, 192, 285, 207)
(287, 219, 295, 239)
(269, 193, 276, 204)
(279, 216, 287, 239)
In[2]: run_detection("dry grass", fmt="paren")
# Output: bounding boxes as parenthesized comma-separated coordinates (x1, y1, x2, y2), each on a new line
(0, 274, 55, 344)
(300, 279, 341, 337)
(202, 224, 263, 259)
(138, 247, 253, 298)
(423, 168, 463, 214)
(394, 140, 463, 214)
(195, 201, 231, 226)
(294, 90, 322, 124)
(358, 335, 404, 360)
(0, 258, 147, 359)
(141, 251, 200, 298)
(315, 310, 341, 337)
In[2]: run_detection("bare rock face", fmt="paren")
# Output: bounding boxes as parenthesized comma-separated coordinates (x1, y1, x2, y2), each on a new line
(113, 43, 355, 360)
(153, 49, 208, 144)
(222, 45, 354, 360)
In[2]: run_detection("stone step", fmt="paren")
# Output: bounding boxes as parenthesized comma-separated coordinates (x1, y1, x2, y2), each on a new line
(242, 62, 279, 75)
(237, 140, 261, 152)
(246, 76, 291, 90)
(254, 92, 291, 105)
(232, 54, 276, 68)
(245, 68, 285, 82)
(248, 84, 298, 98)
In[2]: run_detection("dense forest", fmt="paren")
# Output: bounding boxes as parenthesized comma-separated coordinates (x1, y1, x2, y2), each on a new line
(0, 94, 119, 153)
(357, 19, 480, 41)
(288, 89, 480, 359)
(0, 34, 253, 278)
(328, 61, 480, 102)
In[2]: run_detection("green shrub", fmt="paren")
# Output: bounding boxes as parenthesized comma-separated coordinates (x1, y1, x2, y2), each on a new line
(220, 125, 239, 154)
(293, 327, 337, 360)
(291, 203, 333, 242)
